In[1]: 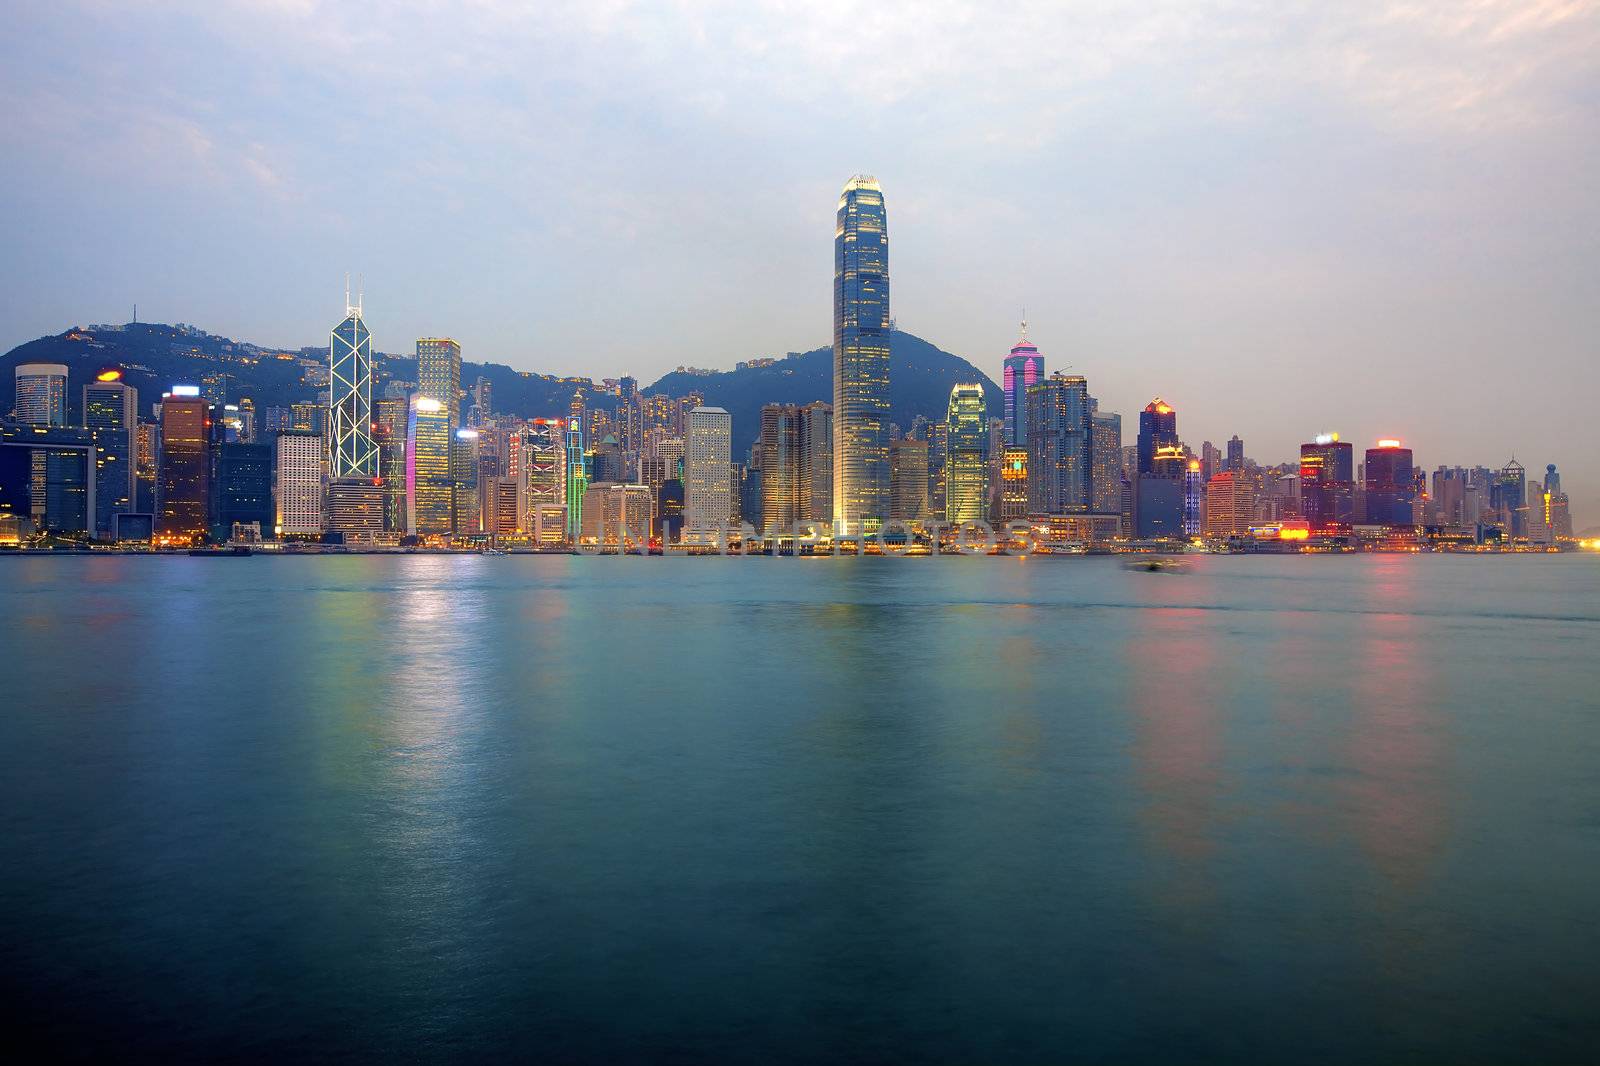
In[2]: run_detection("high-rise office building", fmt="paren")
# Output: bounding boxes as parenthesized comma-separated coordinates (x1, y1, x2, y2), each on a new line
(832, 175, 890, 536)
(1226, 435, 1244, 472)
(1205, 470, 1256, 537)
(1090, 410, 1122, 516)
(215, 442, 274, 540)
(759, 404, 802, 537)
(135, 422, 159, 513)
(1364, 439, 1416, 527)
(0, 423, 94, 535)
(1002, 325, 1043, 447)
(329, 292, 377, 479)
(565, 422, 587, 541)
(998, 446, 1028, 521)
(521, 420, 565, 534)
(82, 371, 137, 538)
(373, 396, 408, 532)
(1137, 399, 1179, 475)
(1025, 373, 1091, 514)
(798, 401, 832, 526)
(889, 437, 930, 521)
(1300, 434, 1354, 528)
(156, 391, 210, 542)
(945, 384, 988, 525)
(14, 363, 69, 425)
(685, 406, 732, 535)
(1184, 459, 1205, 536)
(416, 338, 462, 427)
(1492, 459, 1527, 538)
(274, 431, 324, 537)
(406, 396, 454, 535)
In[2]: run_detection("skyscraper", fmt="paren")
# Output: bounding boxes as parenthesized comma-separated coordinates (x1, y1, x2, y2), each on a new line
(14, 363, 68, 425)
(565, 421, 587, 541)
(759, 404, 801, 537)
(1492, 459, 1527, 538)
(1090, 410, 1122, 515)
(832, 175, 890, 537)
(1002, 325, 1043, 447)
(1025, 373, 1091, 514)
(1300, 433, 1354, 528)
(406, 396, 454, 535)
(1364, 439, 1416, 526)
(1227, 435, 1244, 471)
(685, 406, 732, 535)
(274, 431, 324, 537)
(82, 370, 137, 538)
(156, 390, 210, 542)
(945, 384, 988, 525)
(373, 396, 409, 532)
(416, 338, 462, 427)
(798, 401, 832, 526)
(889, 437, 930, 521)
(214, 442, 274, 540)
(1137, 399, 1179, 475)
(329, 291, 377, 479)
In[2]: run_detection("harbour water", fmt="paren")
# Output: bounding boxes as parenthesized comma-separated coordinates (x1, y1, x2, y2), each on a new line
(2, 554, 1597, 1062)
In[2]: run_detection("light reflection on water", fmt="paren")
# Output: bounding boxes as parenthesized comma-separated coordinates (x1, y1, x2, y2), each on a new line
(0, 553, 1597, 1062)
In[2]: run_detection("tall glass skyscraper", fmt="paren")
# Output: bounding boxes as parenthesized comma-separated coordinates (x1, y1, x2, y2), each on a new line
(14, 363, 69, 425)
(82, 371, 137, 537)
(832, 175, 890, 537)
(417, 338, 462, 427)
(1002, 326, 1042, 447)
(329, 294, 377, 479)
(945, 384, 989, 525)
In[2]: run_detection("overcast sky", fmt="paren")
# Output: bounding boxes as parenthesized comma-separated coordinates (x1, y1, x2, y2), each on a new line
(3, 1, 1597, 514)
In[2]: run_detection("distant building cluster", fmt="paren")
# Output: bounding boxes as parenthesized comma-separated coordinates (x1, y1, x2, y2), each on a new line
(0, 177, 1582, 553)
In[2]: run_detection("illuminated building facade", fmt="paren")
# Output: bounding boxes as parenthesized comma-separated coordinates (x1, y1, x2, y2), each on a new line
(1184, 460, 1204, 536)
(82, 372, 137, 538)
(373, 397, 408, 532)
(274, 431, 323, 537)
(564, 422, 587, 540)
(1090, 410, 1122, 515)
(832, 175, 890, 536)
(945, 384, 988, 524)
(889, 437, 930, 521)
(1137, 398, 1179, 475)
(14, 363, 68, 425)
(1002, 326, 1042, 446)
(999, 446, 1028, 520)
(685, 406, 732, 535)
(1364, 440, 1415, 526)
(416, 338, 462, 428)
(1205, 470, 1255, 537)
(156, 392, 210, 541)
(1227, 435, 1244, 471)
(1299, 435, 1354, 528)
(1025, 373, 1091, 514)
(406, 396, 453, 535)
(0, 423, 94, 536)
(452, 429, 481, 534)
(759, 403, 802, 536)
(1491, 460, 1527, 538)
(326, 479, 385, 541)
(522, 420, 565, 533)
(329, 295, 377, 479)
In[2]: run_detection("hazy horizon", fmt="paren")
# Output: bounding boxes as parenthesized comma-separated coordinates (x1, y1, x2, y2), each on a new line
(3, 1, 1596, 515)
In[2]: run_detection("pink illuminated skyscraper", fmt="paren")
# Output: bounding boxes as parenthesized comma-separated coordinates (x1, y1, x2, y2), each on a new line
(1001, 321, 1042, 446)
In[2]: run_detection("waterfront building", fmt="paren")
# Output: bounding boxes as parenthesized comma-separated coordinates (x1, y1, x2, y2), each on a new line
(82, 371, 137, 538)
(799, 401, 832, 526)
(453, 429, 481, 534)
(135, 422, 158, 513)
(214, 442, 273, 540)
(1364, 439, 1416, 526)
(156, 391, 210, 542)
(580, 482, 654, 548)
(1184, 460, 1204, 536)
(1299, 434, 1354, 528)
(1090, 410, 1122, 516)
(14, 363, 68, 425)
(759, 404, 802, 537)
(1002, 324, 1043, 447)
(373, 397, 409, 532)
(889, 437, 930, 521)
(521, 420, 565, 534)
(1544, 464, 1573, 539)
(945, 384, 988, 525)
(1205, 470, 1256, 537)
(327, 479, 385, 541)
(0, 422, 94, 536)
(832, 175, 891, 536)
(565, 421, 587, 540)
(1025, 373, 1091, 514)
(274, 431, 323, 537)
(999, 446, 1028, 521)
(406, 396, 453, 536)
(329, 291, 377, 479)
(685, 406, 732, 536)
(657, 478, 685, 542)
(1491, 460, 1527, 538)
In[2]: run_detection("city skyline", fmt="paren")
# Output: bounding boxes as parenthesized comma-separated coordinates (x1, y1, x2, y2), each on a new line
(2, 3, 1595, 512)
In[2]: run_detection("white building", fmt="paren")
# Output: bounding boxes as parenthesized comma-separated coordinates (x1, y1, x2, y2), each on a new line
(14, 363, 69, 425)
(684, 406, 732, 536)
(275, 431, 324, 537)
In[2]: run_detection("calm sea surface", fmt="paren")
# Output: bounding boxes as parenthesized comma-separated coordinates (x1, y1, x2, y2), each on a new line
(1, 554, 1597, 1063)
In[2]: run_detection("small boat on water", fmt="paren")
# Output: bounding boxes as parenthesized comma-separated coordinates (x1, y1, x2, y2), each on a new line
(1121, 555, 1185, 573)
(480, 548, 508, 556)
